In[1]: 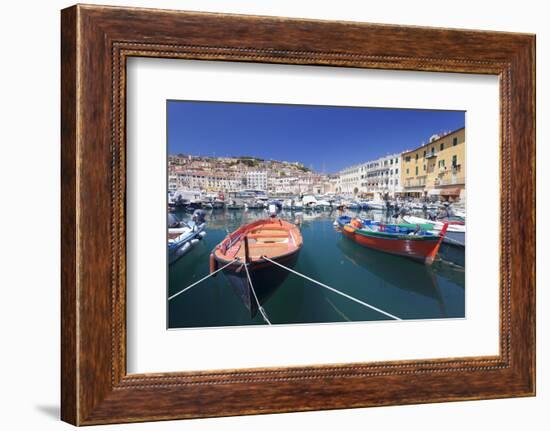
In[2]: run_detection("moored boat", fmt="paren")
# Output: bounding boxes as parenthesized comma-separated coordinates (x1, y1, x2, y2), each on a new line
(337, 216, 448, 265)
(403, 215, 465, 266)
(226, 200, 245, 210)
(364, 200, 387, 211)
(210, 218, 303, 316)
(168, 211, 207, 264)
(403, 215, 465, 248)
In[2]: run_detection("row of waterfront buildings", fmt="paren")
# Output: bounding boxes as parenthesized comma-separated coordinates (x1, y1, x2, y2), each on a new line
(169, 127, 465, 201)
(337, 127, 465, 201)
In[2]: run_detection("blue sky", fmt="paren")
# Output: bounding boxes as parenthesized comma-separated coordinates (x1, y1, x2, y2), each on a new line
(167, 100, 465, 174)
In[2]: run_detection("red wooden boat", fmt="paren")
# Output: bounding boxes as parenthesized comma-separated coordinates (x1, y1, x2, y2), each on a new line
(210, 218, 303, 316)
(338, 216, 448, 265)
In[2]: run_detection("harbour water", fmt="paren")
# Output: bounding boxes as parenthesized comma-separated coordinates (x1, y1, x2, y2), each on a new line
(168, 208, 465, 329)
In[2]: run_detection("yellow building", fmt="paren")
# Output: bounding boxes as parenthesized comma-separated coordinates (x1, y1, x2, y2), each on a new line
(401, 127, 465, 201)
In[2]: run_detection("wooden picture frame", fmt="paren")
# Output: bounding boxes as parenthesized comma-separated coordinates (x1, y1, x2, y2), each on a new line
(61, 4, 535, 425)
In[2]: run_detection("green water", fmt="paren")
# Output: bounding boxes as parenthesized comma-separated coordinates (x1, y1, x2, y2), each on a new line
(168, 209, 465, 329)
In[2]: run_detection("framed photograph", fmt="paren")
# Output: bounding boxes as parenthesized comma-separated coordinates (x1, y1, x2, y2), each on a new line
(61, 4, 535, 425)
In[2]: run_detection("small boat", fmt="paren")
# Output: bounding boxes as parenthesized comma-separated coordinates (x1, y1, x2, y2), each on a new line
(316, 199, 332, 210)
(168, 212, 207, 264)
(403, 215, 465, 247)
(210, 218, 303, 316)
(365, 200, 388, 211)
(337, 216, 448, 265)
(245, 200, 265, 210)
(345, 201, 361, 211)
(267, 200, 283, 211)
(302, 195, 318, 210)
(226, 200, 244, 210)
(403, 215, 465, 266)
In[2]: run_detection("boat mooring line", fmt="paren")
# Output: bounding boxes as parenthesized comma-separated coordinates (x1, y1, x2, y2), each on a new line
(262, 256, 401, 321)
(243, 262, 272, 325)
(168, 258, 239, 301)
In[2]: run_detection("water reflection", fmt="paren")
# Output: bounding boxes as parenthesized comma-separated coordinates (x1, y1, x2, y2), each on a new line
(168, 208, 465, 328)
(337, 235, 447, 317)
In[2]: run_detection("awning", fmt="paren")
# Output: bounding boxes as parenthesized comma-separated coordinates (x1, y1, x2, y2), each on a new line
(440, 188, 461, 196)
(427, 189, 441, 196)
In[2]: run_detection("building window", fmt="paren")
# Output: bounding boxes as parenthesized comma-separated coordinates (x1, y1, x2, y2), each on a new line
(395, 168, 398, 174)
(440, 143, 444, 151)
(415, 154, 418, 161)
(405, 156, 411, 162)
(415, 166, 418, 175)
(406, 168, 409, 175)
(423, 164, 426, 171)
(423, 150, 426, 157)
(452, 155, 458, 167)
(453, 137, 458, 146)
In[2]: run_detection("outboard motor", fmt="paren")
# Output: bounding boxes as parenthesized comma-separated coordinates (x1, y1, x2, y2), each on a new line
(192, 209, 206, 225)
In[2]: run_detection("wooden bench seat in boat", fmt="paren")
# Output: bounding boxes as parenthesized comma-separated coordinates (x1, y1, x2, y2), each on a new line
(247, 232, 289, 239)
(234, 243, 290, 259)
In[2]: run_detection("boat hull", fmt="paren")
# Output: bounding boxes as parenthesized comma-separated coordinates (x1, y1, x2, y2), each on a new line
(168, 223, 206, 264)
(215, 251, 300, 317)
(341, 225, 443, 264)
(441, 230, 465, 247)
(211, 218, 303, 317)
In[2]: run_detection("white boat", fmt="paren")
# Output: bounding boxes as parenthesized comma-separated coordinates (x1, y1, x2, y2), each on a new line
(316, 199, 332, 210)
(168, 218, 207, 264)
(403, 215, 465, 247)
(302, 195, 318, 210)
(365, 200, 387, 211)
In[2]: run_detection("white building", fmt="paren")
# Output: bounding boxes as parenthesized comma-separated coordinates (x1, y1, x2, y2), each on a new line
(362, 153, 402, 198)
(246, 171, 268, 191)
(268, 176, 299, 193)
(338, 153, 403, 198)
(338, 164, 363, 195)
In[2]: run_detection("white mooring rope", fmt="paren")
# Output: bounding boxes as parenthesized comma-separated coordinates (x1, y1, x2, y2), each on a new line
(243, 262, 272, 325)
(168, 258, 239, 301)
(262, 256, 401, 321)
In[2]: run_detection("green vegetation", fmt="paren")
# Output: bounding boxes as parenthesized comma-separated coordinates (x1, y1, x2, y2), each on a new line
(232, 156, 264, 167)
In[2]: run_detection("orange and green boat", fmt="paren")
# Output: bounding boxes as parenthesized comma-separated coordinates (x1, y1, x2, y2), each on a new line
(337, 216, 448, 265)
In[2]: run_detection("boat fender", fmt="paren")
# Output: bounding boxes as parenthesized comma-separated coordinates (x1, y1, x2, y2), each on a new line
(190, 239, 200, 245)
(350, 218, 363, 229)
(199, 231, 207, 239)
(209, 253, 218, 275)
